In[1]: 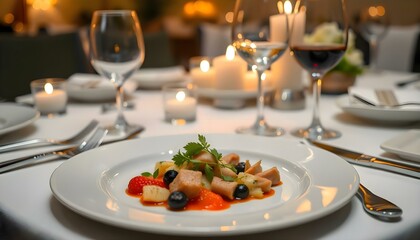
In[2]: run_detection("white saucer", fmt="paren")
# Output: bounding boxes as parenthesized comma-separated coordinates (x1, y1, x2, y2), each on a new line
(336, 94, 420, 123)
(67, 73, 137, 102)
(381, 130, 420, 162)
(131, 66, 186, 89)
(197, 87, 274, 109)
(0, 103, 39, 135)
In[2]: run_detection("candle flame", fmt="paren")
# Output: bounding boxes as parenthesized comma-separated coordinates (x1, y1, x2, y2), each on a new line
(284, 0, 292, 14)
(200, 60, 210, 72)
(225, 45, 236, 61)
(176, 91, 186, 102)
(44, 83, 54, 94)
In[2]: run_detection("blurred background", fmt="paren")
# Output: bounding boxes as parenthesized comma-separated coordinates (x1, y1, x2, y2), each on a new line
(0, 0, 419, 100)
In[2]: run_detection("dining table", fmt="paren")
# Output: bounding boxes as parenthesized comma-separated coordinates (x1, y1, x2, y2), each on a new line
(0, 70, 419, 240)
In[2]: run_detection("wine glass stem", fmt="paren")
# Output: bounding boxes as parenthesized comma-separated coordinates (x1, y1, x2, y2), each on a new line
(309, 75, 323, 130)
(255, 69, 266, 126)
(369, 36, 379, 72)
(115, 85, 128, 130)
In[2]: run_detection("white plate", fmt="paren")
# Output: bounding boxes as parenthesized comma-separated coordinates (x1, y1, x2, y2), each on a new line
(50, 134, 359, 236)
(131, 66, 186, 89)
(197, 87, 274, 109)
(67, 73, 137, 102)
(381, 130, 420, 162)
(336, 94, 420, 123)
(0, 103, 39, 135)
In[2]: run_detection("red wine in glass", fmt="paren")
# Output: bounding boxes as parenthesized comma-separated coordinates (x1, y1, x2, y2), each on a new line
(291, 45, 346, 74)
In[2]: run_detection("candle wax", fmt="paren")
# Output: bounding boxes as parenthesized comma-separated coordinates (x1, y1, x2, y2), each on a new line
(34, 89, 67, 113)
(164, 97, 197, 120)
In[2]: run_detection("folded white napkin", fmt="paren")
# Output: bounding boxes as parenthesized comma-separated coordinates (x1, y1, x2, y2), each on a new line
(132, 66, 186, 83)
(67, 73, 137, 92)
(349, 87, 420, 108)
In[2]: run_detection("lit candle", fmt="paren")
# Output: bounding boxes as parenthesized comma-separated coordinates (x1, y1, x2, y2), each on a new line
(164, 90, 197, 121)
(190, 59, 215, 88)
(270, 0, 305, 90)
(34, 82, 68, 114)
(213, 45, 247, 90)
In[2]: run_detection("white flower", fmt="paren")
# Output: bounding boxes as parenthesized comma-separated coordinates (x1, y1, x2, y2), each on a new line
(346, 49, 364, 66)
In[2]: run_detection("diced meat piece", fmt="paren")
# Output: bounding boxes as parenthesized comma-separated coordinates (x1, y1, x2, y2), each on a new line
(245, 160, 251, 171)
(169, 169, 202, 199)
(221, 153, 240, 165)
(245, 160, 262, 175)
(256, 167, 281, 186)
(253, 175, 272, 192)
(211, 177, 238, 200)
(193, 151, 216, 164)
(214, 166, 237, 178)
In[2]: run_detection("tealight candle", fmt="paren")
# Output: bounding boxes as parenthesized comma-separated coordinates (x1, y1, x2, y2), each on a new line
(31, 78, 68, 116)
(213, 45, 247, 90)
(189, 57, 215, 88)
(163, 83, 197, 125)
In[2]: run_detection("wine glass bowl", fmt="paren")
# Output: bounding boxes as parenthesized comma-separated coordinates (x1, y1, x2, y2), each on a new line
(289, 0, 349, 140)
(231, 0, 289, 136)
(90, 10, 145, 135)
(357, 0, 389, 72)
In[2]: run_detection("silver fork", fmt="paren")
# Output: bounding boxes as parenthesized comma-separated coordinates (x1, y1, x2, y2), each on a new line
(0, 128, 108, 173)
(0, 120, 99, 153)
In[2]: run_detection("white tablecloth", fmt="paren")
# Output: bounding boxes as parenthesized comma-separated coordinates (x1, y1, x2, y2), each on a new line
(0, 71, 419, 239)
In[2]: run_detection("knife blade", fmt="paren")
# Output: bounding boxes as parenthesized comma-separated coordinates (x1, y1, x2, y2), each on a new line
(308, 140, 420, 179)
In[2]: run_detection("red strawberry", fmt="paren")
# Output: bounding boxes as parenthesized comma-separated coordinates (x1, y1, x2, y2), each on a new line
(127, 176, 166, 195)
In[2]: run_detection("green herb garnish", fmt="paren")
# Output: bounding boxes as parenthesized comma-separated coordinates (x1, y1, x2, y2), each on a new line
(172, 134, 236, 182)
(141, 168, 159, 178)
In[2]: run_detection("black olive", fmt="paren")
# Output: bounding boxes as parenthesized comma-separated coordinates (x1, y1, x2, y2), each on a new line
(234, 184, 249, 199)
(163, 170, 178, 187)
(168, 191, 188, 210)
(235, 162, 246, 173)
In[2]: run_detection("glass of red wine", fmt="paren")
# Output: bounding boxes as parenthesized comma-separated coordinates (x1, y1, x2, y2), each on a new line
(290, 0, 349, 140)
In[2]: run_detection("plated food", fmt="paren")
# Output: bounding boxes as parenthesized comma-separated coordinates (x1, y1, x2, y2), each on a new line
(126, 135, 281, 210)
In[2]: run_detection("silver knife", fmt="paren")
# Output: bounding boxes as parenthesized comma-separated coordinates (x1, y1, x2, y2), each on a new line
(308, 140, 420, 179)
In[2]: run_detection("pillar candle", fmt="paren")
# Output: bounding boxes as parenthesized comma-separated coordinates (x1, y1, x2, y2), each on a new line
(213, 45, 247, 90)
(270, 8, 305, 90)
(190, 59, 215, 88)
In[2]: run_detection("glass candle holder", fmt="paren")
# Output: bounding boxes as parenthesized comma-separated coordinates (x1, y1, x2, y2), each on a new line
(31, 78, 68, 117)
(162, 82, 197, 125)
(189, 56, 214, 89)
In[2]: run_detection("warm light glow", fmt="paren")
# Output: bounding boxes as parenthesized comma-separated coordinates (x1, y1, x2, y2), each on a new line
(284, 0, 293, 14)
(226, 45, 236, 61)
(29, 0, 57, 10)
(176, 91, 186, 102)
(199, 60, 210, 72)
(183, 0, 216, 19)
(376, 5, 386, 16)
(277, 1, 284, 13)
(3, 13, 14, 24)
(318, 186, 338, 207)
(296, 199, 312, 213)
(368, 6, 378, 17)
(44, 83, 54, 94)
(114, 44, 120, 53)
(13, 22, 24, 32)
(225, 11, 234, 23)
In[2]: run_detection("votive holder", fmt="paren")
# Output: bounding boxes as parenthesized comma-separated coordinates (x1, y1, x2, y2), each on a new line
(162, 82, 197, 125)
(31, 78, 68, 117)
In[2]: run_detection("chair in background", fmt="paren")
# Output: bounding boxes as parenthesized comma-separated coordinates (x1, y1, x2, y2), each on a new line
(376, 25, 420, 72)
(0, 31, 91, 101)
(142, 31, 177, 68)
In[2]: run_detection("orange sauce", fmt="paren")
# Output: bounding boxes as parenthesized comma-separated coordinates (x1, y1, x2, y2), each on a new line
(134, 187, 277, 211)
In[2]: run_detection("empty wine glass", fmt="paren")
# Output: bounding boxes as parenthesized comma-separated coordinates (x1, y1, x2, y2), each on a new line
(90, 10, 145, 135)
(290, 0, 349, 140)
(231, 0, 289, 136)
(357, 0, 389, 73)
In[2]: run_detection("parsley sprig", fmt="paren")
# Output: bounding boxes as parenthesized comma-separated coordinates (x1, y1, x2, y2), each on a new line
(172, 135, 236, 182)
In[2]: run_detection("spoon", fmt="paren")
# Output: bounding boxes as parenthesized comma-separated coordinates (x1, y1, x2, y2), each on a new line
(357, 184, 402, 220)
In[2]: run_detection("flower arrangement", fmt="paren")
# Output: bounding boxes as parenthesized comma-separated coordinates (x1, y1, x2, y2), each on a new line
(304, 22, 364, 76)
